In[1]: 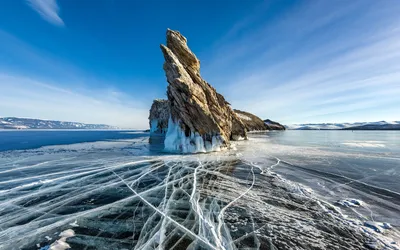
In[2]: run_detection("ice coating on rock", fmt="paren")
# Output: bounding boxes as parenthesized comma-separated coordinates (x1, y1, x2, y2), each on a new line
(150, 119, 159, 133)
(164, 117, 224, 153)
(148, 99, 169, 135)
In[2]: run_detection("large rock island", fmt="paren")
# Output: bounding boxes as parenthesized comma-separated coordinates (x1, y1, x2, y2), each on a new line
(149, 29, 284, 153)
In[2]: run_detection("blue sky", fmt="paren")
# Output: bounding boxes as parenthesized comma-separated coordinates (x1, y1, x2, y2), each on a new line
(0, 0, 399, 128)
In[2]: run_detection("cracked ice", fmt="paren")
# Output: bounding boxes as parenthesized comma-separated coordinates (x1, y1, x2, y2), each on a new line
(0, 135, 399, 250)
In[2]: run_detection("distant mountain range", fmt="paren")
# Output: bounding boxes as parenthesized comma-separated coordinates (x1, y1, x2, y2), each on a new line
(286, 121, 400, 130)
(0, 117, 117, 130)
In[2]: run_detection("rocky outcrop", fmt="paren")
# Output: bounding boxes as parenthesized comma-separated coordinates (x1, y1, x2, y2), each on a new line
(233, 110, 286, 131)
(149, 29, 286, 152)
(234, 109, 268, 131)
(264, 119, 286, 130)
(148, 99, 170, 135)
(159, 29, 247, 153)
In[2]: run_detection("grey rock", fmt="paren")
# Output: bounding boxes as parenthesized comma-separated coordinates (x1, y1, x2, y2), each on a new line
(148, 99, 170, 135)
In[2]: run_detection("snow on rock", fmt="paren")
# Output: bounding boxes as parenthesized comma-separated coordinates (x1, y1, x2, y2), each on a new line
(234, 109, 274, 131)
(236, 113, 252, 121)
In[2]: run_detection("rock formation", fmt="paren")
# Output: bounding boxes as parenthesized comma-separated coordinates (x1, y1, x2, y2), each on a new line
(234, 110, 286, 131)
(148, 29, 287, 153)
(264, 119, 286, 130)
(234, 109, 268, 131)
(149, 99, 169, 135)
(158, 29, 247, 153)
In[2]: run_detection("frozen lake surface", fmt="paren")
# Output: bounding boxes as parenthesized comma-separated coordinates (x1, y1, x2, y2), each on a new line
(0, 130, 399, 249)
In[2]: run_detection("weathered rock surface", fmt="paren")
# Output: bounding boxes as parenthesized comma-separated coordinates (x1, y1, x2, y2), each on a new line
(150, 29, 286, 152)
(159, 29, 247, 152)
(233, 110, 286, 131)
(264, 119, 286, 130)
(148, 99, 169, 135)
(234, 109, 268, 131)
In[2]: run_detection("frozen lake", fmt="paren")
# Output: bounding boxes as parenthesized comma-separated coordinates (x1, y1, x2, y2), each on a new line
(0, 130, 399, 249)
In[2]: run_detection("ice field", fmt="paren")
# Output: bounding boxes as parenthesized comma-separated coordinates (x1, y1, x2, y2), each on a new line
(0, 131, 399, 249)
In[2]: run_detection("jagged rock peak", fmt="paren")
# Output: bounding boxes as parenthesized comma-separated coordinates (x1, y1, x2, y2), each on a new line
(165, 29, 200, 72)
(159, 29, 247, 153)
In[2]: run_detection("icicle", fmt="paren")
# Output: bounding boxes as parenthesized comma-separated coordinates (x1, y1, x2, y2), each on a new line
(164, 117, 225, 153)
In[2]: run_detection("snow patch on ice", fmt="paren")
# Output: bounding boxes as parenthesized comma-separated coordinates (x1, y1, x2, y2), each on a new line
(270, 172, 314, 196)
(231, 135, 246, 141)
(341, 141, 385, 148)
(37, 138, 146, 152)
(47, 229, 75, 250)
(69, 220, 79, 227)
(364, 221, 392, 233)
(337, 198, 364, 207)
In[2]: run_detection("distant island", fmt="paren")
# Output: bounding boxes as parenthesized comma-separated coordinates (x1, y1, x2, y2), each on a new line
(286, 121, 400, 130)
(0, 117, 117, 130)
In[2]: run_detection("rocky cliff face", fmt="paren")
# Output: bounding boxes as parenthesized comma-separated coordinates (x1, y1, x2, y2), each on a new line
(234, 109, 268, 131)
(159, 29, 247, 153)
(264, 119, 286, 130)
(148, 99, 170, 135)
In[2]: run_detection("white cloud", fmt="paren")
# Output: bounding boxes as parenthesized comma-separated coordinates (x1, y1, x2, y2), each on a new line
(0, 74, 149, 129)
(0, 29, 152, 129)
(27, 0, 64, 26)
(202, 1, 400, 124)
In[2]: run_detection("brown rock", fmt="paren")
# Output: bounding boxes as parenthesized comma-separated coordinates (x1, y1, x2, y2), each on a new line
(264, 119, 286, 130)
(160, 29, 247, 152)
(234, 109, 268, 131)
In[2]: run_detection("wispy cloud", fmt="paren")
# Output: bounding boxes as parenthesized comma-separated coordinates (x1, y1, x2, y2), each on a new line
(203, 1, 400, 124)
(0, 30, 149, 129)
(26, 0, 64, 26)
(0, 73, 149, 129)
